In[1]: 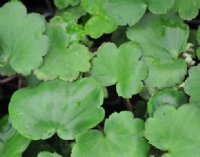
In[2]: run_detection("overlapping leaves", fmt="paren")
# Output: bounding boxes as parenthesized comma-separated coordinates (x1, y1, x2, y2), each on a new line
(127, 13, 189, 88)
(91, 42, 148, 98)
(9, 78, 105, 140)
(72, 112, 149, 157)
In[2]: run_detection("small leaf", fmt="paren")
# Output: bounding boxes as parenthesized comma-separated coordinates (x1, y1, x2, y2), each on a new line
(85, 15, 117, 39)
(0, 116, 30, 157)
(104, 0, 147, 26)
(145, 105, 200, 157)
(127, 13, 188, 88)
(53, 0, 79, 9)
(147, 88, 188, 116)
(9, 78, 105, 140)
(34, 24, 91, 82)
(72, 111, 149, 157)
(184, 64, 200, 104)
(0, 2, 48, 75)
(37, 152, 62, 157)
(91, 42, 148, 98)
(81, 0, 104, 15)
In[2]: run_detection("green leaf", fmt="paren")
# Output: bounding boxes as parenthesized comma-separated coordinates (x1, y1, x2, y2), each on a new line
(0, 2, 48, 75)
(9, 78, 105, 140)
(127, 13, 189, 88)
(53, 0, 80, 9)
(147, 88, 188, 116)
(147, 0, 175, 14)
(37, 152, 62, 157)
(85, 15, 117, 39)
(81, 0, 104, 15)
(145, 105, 200, 157)
(174, 0, 200, 20)
(104, 0, 147, 26)
(72, 111, 149, 157)
(34, 24, 91, 82)
(0, 116, 30, 157)
(184, 64, 200, 104)
(91, 42, 148, 98)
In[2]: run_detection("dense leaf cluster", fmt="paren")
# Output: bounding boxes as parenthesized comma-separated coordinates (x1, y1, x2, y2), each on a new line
(1, 0, 200, 157)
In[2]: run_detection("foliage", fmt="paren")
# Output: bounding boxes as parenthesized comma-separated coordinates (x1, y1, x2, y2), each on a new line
(0, 0, 200, 157)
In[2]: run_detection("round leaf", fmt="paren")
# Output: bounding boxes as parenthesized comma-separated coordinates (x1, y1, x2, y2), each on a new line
(91, 42, 148, 98)
(104, 0, 147, 26)
(0, 2, 48, 75)
(72, 111, 149, 157)
(37, 152, 62, 157)
(9, 78, 105, 140)
(145, 105, 200, 157)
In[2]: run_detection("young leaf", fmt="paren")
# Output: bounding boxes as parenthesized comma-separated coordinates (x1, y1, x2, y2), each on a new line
(37, 152, 62, 157)
(81, 0, 104, 15)
(53, 0, 79, 9)
(0, 2, 48, 75)
(184, 64, 200, 104)
(85, 15, 117, 39)
(91, 42, 148, 98)
(34, 24, 91, 82)
(104, 0, 147, 26)
(147, 88, 188, 116)
(0, 116, 30, 157)
(9, 78, 105, 140)
(147, 0, 175, 14)
(72, 111, 149, 157)
(127, 13, 189, 88)
(145, 105, 200, 157)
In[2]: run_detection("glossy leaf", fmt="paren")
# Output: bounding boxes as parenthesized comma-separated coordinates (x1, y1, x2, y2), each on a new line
(37, 152, 62, 157)
(34, 24, 91, 82)
(72, 111, 149, 157)
(0, 116, 30, 157)
(145, 105, 200, 157)
(0, 2, 48, 75)
(104, 0, 147, 26)
(9, 78, 105, 140)
(147, 88, 188, 116)
(91, 42, 148, 98)
(184, 64, 200, 104)
(127, 13, 188, 88)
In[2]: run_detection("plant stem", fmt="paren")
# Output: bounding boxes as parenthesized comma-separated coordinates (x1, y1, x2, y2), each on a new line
(0, 75, 17, 84)
(124, 99, 133, 111)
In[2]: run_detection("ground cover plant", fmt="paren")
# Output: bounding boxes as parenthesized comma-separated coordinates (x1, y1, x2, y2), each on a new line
(1, 0, 200, 157)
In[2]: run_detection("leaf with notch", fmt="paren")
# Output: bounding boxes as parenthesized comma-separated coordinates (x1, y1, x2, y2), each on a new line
(9, 78, 105, 140)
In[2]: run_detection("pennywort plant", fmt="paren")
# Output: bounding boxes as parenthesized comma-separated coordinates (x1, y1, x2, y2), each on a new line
(1, 0, 200, 157)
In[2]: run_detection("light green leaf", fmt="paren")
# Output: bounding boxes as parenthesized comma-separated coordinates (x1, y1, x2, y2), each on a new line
(147, 88, 188, 116)
(145, 105, 200, 157)
(81, 0, 104, 15)
(184, 64, 200, 104)
(34, 24, 91, 82)
(37, 152, 62, 157)
(0, 2, 48, 75)
(53, 0, 79, 9)
(147, 0, 175, 14)
(127, 13, 188, 88)
(72, 111, 149, 157)
(9, 78, 105, 140)
(104, 0, 147, 26)
(85, 15, 117, 39)
(0, 116, 30, 157)
(91, 42, 148, 98)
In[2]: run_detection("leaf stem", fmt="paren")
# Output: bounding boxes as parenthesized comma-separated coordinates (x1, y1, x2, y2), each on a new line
(0, 75, 17, 84)
(124, 99, 133, 112)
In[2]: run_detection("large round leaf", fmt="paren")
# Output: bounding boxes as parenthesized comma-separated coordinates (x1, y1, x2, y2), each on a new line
(0, 116, 30, 157)
(104, 0, 147, 26)
(72, 111, 149, 157)
(9, 78, 105, 140)
(184, 64, 200, 104)
(127, 13, 188, 88)
(91, 42, 148, 98)
(0, 2, 48, 75)
(145, 105, 200, 157)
